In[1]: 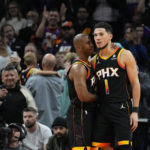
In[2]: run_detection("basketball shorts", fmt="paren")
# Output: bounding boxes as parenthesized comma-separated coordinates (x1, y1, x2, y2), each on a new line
(67, 104, 96, 150)
(92, 101, 132, 148)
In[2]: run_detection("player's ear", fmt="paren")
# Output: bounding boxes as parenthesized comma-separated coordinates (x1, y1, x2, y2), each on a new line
(78, 44, 83, 52)
(109, 33, 113, 40)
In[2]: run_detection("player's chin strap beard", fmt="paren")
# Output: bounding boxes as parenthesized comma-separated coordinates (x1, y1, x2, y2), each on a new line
(98, 43, 108, 51)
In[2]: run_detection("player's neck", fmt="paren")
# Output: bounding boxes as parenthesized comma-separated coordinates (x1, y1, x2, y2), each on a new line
(99, 43, 114, 57)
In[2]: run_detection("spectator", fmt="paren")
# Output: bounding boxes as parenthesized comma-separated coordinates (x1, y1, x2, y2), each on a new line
(74, 6, 94, 36)
(130, 24, 149, 71)
(120, 26, 134, 49)
(0, 64, 36, 124)
(20, 52, 38, 85)
(121, 24, 149, 72)
(0, 0, 27, 34)
(24, 42, 59, 69)
(136, 24, 150, 60)
(21, 52, 60, 85)
(3, 123, 27, 150)
(0, 34, 14, 71)
(55, 51, 66, 71)
(35, 7, 61, 54)
(19, 10, 39, 43)
(22, 107, 52, 150)
(24, 42, 42, 69)
(47, 117, 71, 150)
(1, 24, 26, 61)
(25, 54, 64, 128)
(58, 52, 77, 118)
(24, 42, 37, 54)
(53, 21, 75, 55)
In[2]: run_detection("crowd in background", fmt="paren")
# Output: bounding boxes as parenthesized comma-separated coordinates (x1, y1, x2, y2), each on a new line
(0, 0, 150, 150)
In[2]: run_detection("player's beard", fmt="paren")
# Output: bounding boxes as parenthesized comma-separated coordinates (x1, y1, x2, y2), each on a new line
(98, 43, 108, 51)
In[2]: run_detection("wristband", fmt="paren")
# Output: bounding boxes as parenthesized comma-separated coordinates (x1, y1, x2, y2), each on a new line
(132, 107, 139, 113)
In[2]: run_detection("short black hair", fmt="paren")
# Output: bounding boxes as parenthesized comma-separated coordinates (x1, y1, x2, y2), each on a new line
(94, 22, 113, 33)
(2, 64, 17, 72)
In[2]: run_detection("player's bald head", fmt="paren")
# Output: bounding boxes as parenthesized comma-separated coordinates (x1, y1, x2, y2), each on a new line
(73, 33, 88, 50)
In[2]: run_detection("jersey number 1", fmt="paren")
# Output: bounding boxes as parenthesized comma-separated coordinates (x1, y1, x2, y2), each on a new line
(104, 79, 109, 95)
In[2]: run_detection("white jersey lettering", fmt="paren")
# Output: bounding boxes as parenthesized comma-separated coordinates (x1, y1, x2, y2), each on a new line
(96, 67, 119, 80)
(91, 76, 96, 87)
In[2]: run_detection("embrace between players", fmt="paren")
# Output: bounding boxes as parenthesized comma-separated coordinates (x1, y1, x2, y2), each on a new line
(67, 22, 140, 150)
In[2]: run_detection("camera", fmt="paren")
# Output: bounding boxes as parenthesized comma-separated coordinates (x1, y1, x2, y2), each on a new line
(0, 118, 27, 149)
(0, 118, 11, 149)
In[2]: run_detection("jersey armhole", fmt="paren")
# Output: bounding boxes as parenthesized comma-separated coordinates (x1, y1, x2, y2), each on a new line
(86, 69, 90, 79)
(117, 48, 125, 69)
(93, 54, 97, 71)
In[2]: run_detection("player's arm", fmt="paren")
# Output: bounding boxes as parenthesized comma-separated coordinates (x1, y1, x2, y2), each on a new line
(121, 50, 141, 132)
(124, 50, 140, 108)
(69, 63, 98, 102)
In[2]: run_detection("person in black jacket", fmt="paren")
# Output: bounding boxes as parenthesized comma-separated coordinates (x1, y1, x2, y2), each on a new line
(0, 64, 36, 124)
(46, 117, 71, 150)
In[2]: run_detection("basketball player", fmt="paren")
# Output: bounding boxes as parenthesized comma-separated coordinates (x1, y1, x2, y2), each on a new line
(67, 33, 98, 150)
(91, 22, 140, 150)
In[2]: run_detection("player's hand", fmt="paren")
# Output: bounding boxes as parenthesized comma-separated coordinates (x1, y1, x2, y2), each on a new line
(130, 112, 138, 132)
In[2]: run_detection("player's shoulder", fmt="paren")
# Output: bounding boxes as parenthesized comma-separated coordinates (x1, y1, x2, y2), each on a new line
(120, 48, 135, 65)
(120, 48, 133, 58)
(70, 62, 88, 78)
(71, 61, 86, 71)
(121, 48, 132, 55)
